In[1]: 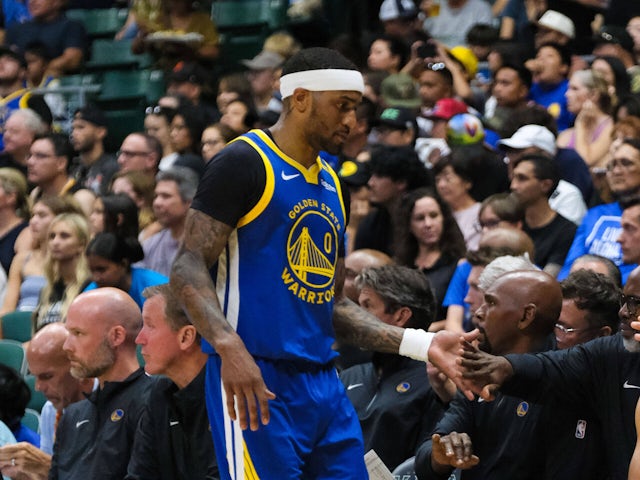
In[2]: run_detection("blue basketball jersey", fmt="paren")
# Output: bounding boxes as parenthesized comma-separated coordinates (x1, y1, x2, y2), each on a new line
(204, 129, 347, 365)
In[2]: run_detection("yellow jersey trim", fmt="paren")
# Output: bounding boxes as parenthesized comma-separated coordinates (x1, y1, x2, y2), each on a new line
(252, 129, 322, 185)
(243, 439, 260, 479)
(236, 136, 275, 228)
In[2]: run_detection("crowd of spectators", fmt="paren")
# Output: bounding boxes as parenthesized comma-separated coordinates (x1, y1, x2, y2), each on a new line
(0, 0, 639, 478)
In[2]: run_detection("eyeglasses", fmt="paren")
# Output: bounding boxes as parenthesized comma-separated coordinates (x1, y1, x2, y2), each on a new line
(117, 150, 151, 158)
(620, 293, 640, 317)
(427, 62, 446, 71)
(554, 323, 596, 335)
(606, 157, 638, 171)
(145, 105, 174, 116)
(202, 139, 223, 147)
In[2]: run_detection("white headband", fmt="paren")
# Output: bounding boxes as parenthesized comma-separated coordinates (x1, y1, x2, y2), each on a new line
(280, 69, 365, 98)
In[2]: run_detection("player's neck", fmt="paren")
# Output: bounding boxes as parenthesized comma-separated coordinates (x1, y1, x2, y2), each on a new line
(269, 123, 318, 169)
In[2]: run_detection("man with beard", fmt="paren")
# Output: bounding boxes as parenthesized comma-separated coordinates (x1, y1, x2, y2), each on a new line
(559, 138, 640, 284)
(0, 323, 94, 479)
(456, 265, 640, 480)
(414, 269, 561, 479)
(0, 47, 50, 151)
(49, 288, 154, 480)
(70, 106, 118, 195)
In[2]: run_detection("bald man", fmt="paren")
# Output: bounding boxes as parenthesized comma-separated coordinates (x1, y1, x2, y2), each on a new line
(343, 249, 393, 303)
(416, 270, 561, 479)
(49, 288, 154, 480)
(0, 323, 94, 479)
(443, 227, 535, 332)
(460, 265, 640, 480)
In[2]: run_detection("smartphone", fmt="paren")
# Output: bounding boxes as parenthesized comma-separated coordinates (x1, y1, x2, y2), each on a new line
(417, 43, 437, 59)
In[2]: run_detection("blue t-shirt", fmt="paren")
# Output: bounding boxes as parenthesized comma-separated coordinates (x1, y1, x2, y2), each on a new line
(84, 267, 168, 309)
(530, 80, 575, 132)
(13, 423, 39, 448)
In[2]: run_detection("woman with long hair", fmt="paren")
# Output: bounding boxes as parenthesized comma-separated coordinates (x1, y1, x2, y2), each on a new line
(394, 187, 466, 321)
(32, 213, 91, 331)
(1, 196, 83, 316)
(557, 69, 614, 171)
(84, 232, 167, 309)
(89, 193, 140, 239)
(433, 152, 481, 250)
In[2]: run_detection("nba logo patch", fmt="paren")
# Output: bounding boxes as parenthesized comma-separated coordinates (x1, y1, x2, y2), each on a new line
(575, 420, 587, 439)
(111, 409, 124, 422)
(516, 401, 529, 417)
(396, 382, 410, 393)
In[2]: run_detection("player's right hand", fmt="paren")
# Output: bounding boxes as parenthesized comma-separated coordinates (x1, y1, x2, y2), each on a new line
(220, 345, 276, 431)
(431, 433, 479, 470)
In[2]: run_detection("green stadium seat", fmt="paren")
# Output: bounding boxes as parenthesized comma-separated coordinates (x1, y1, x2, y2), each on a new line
(0, 339, 27, 375)
(103, 108, 146, 153)
(98, 69, 165, 104)
(1, 311, 33, 343)
(67, 8, 129, 38)
(85, 39, 153, 71)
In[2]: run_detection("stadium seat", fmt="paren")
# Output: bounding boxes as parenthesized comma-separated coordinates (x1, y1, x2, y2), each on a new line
(24, 375, 47, 413)
(21, 408, 40, 434)
(392, 457, 417, 479)
(103, 108, 146, 153)
(98, 69, 165, 104)
(1, 311, 33, 343)
(0, 339, 27, 375)
(85, 39, 153, 71)
(66, 8, 128, 38)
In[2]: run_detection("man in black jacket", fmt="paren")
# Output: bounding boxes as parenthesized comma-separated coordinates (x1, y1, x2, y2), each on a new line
(458, 266, 640, 480)
(50, 288, 154, 480)
(126, 283, 218, 480)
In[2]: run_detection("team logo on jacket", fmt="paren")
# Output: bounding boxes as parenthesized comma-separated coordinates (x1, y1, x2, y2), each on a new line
(575, 420, 587, 439)
(110, 409, 124, 422)
(396, 382, 411, 393)
(282, 199, 343, 304)
(516, 402, 529, 417)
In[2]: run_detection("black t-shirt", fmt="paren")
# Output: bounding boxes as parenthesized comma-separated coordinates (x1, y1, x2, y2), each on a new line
(191, 131, 350, 247)
(524, 213, 577, 269)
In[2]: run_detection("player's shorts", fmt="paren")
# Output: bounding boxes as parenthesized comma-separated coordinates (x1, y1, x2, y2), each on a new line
(204, 355, 369, 479)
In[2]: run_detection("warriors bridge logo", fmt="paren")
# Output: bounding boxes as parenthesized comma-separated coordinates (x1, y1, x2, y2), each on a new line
(281, 200, 342, 304)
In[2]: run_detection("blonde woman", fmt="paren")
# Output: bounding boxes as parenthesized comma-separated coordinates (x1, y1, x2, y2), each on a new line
(1, 196, 83, 316)
(557, 69, 614, 171)
(32, 213, 91, 331)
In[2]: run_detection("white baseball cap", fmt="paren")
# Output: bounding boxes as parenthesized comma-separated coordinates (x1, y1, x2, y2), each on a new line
(537, 10, 575, 39)
(379, 0, 418, 21)
(498, 125, 557, 155)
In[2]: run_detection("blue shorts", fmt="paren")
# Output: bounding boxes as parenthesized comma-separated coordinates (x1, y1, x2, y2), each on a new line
(205, 356, 368, 479)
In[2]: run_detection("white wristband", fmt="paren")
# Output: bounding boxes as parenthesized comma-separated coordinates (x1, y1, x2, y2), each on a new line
(399, 329, 434, 362)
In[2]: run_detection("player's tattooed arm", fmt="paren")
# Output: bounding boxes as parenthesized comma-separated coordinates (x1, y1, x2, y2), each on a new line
(332, 258, 404, 354)
(171, 209, 275, 431)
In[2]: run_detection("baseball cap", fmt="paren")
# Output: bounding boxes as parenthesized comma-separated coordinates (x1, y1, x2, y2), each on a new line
(381, 73, 420, 108)
(448, 46, 478, 77)
(446, 113, 484, 146)
(497, 125, 557, 155)
(240, 50, 285, 70)
(0, 46, 26, 68)
(537, 10, 575, 39)
(170, 61, 207, 85)
(74, 105, 108, 128)
(593, 25, 634, 53)
(379, 0, 418, 21)
(338, 160, 370, 188)
(425, 98, 468, 121)
(375, 107, 417, 130)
